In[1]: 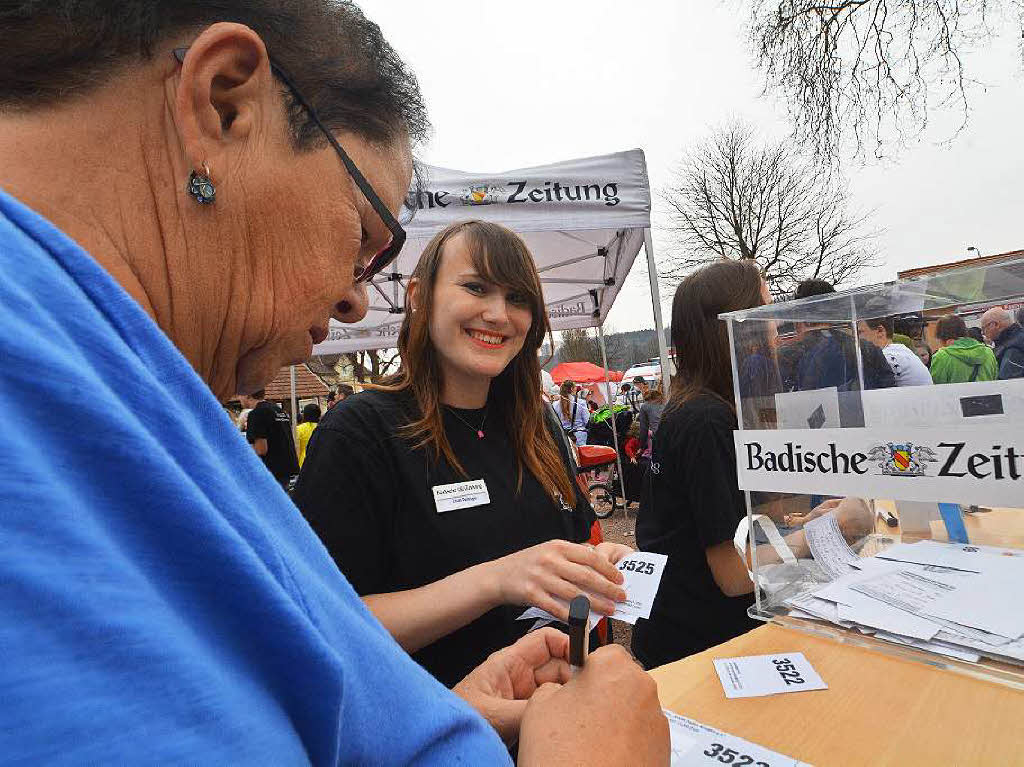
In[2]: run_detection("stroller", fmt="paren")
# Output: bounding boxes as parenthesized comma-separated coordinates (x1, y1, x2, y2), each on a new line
(582, 405, 641, 517)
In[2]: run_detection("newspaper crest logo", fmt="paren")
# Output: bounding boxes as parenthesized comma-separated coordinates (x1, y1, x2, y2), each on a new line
(459, 184, 503, 206)
(867, 442, 939, 478)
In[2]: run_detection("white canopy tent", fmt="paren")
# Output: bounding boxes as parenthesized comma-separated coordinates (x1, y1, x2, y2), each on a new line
(312, 149, 669, 373)
(308, 149, 670, 502)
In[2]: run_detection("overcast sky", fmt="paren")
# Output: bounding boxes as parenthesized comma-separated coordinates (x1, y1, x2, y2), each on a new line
(360, 1, 1024, 333)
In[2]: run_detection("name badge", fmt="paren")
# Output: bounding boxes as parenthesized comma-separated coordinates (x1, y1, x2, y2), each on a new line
(432, 479, 491, 513)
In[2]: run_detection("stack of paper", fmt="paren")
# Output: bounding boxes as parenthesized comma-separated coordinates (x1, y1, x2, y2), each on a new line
(782, 539, 1024, 667)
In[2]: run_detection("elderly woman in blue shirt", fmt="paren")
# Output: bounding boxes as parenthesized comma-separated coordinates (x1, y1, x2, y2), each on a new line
(0, 2, 666, 764)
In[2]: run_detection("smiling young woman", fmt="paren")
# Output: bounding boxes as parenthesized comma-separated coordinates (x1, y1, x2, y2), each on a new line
(293, 220, 632, 687)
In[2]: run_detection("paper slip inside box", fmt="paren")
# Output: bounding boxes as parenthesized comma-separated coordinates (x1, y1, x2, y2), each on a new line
(516, 551, 667, 628)
(875, 539, 1023, 574)
(713, 652, 827, 699)
(803, 511, 860, 580)
(666, 710, 811, 766)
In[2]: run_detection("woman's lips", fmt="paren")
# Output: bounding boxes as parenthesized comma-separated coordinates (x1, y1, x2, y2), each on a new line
(465, 328, 506, 349)
(309, 324, 329, 345)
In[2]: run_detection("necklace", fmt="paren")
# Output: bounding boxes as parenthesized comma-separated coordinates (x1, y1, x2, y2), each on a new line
(446, 406, 488, 439)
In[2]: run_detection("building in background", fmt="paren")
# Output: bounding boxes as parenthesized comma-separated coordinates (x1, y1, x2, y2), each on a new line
(897, 249, 1024, 348)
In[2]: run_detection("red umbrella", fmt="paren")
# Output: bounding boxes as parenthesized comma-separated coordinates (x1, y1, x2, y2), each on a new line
(550, 361, 623, 384)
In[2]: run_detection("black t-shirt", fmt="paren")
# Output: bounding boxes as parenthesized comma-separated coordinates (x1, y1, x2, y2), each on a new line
(631, 394, 758, 669)
(293, 389, 595, 687)
(246, 400, 299, 484)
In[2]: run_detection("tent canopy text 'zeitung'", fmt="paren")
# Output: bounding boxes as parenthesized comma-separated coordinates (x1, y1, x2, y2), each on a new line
(312, 149, 651, 355)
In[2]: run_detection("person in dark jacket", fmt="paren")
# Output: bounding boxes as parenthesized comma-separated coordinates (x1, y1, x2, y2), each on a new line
(981, 308, 1024, 380)
(784, 279, 895, 392)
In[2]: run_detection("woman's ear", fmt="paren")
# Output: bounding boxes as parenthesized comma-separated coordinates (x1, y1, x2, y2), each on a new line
(406, 277, 420, 313)
(172, 22, 274, 183)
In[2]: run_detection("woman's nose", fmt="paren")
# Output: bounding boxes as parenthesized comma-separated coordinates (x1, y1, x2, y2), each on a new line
(480, 294, 509, 325)
(332, 280, 369, 324)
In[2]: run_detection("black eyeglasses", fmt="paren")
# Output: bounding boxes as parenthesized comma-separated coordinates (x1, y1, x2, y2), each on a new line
(173, 47, 405, 283)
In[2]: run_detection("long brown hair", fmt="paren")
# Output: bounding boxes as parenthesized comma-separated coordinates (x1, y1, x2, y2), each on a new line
(558, 380, 577, 421)
(379, 220, 575, 504)
(668, 259, 765, 411)
(644, 384, 664, 404)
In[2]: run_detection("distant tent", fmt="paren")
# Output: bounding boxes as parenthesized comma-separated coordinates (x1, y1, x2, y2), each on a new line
(551, 361, 623, 384)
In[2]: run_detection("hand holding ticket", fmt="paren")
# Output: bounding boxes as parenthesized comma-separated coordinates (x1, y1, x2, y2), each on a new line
(613, 551, 669, 622)
(518, 551, 668, 629)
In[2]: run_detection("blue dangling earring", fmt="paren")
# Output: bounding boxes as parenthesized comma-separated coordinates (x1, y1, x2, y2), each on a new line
(186, 162, 216, 205)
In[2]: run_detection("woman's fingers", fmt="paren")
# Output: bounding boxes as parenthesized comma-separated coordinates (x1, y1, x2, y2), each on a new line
(554, 561, 624, 608)
(560, 542, 624, 586)
(541, 573, 617, 616)
(532, 592, 572, 623)
(595, 541, 633, 565)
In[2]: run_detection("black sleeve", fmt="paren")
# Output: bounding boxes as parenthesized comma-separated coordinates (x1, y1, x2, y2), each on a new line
(1001, 346, 1024, 379)
(246, 405, 273, 442)
(292, 403, 396, 596)
(670, 410, 745, 550)
(863, 342, 896, 389)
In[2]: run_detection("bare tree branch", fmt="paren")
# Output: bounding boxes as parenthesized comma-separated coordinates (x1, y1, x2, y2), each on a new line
(558, 328, 604, 365)
(748, 0, 1024, 160)
(661, 122, 879, 295)
(344, 348, 402, 383)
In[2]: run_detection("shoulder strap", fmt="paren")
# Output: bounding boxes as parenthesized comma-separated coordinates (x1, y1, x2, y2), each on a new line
(969, 362, 981, 382)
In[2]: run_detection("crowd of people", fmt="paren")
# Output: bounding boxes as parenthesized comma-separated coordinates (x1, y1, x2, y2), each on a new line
(2, 1, 1021, 763)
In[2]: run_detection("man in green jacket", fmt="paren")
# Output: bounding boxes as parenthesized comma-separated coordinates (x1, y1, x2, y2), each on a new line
(930, 314, 999, 384)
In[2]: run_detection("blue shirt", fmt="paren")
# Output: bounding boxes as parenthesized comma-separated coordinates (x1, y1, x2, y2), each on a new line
(0, 191, 510, 765)
(553, 397, 590, 445)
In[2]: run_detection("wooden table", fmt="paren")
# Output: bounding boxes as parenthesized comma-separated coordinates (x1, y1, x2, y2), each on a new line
(652, 624, 1024, 766)
(873, 501, 1024, 545)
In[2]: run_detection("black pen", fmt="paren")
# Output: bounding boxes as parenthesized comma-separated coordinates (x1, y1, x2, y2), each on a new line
(568, 594, 590, 676)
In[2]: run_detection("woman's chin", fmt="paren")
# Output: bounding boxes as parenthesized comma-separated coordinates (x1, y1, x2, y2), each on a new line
(233, 333, 313, 396)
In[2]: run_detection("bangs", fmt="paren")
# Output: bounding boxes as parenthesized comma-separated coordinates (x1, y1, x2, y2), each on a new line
(461, 225, 546, 331)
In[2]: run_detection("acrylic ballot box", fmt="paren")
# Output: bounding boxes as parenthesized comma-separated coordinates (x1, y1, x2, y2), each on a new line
(722, 257, 1024, 689)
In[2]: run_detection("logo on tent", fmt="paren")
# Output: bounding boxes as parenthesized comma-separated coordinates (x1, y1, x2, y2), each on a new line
(459, 185, 503, 206)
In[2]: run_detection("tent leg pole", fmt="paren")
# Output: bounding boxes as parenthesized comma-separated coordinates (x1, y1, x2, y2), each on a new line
(644, 228, 672, 387)
(289, 365, 298, 439)
(597, 323, 627, 517)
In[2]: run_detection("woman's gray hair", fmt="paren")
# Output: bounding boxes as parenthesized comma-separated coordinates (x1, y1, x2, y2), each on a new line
(0, 1, 428, 149)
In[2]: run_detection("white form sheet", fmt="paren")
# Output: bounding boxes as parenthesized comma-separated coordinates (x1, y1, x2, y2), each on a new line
(849, 569, 1015, 646)
(933, 630, 1024, 663)
(875, 540, 1023, 574)
(803, 511, 860, 580)
(812, 561, 942, 640)
(920, 568, 1024, 641)
(833, 593, 942, 641)
(784, 591, 840, 623)
(872, 631, 982, 663)
(666, 710, 811, 767)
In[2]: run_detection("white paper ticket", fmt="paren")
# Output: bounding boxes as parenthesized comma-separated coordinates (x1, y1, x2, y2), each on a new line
(712, 652, 828, 699)
(666, 710, 811, 766)
(612, 551, 668, 622)
(516, 550, 668, 628)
